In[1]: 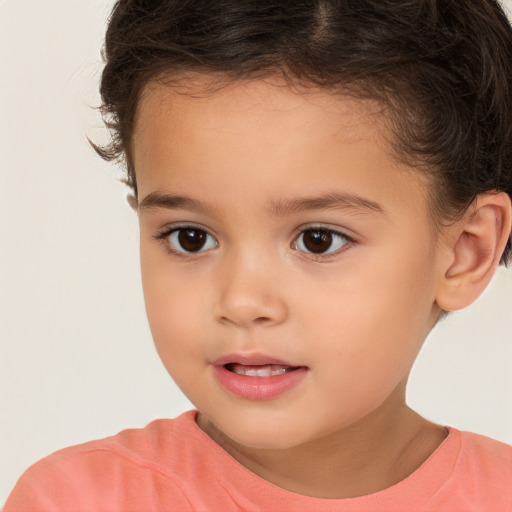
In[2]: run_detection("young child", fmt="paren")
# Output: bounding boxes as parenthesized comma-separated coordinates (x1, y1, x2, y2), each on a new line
(5, 0, 512, 510)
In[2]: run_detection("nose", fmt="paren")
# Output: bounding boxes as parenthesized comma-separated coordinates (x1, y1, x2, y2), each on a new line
(213, 253, 288, 329)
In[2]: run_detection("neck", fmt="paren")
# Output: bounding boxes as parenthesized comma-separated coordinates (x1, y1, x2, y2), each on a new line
(197, 385, 448, 499)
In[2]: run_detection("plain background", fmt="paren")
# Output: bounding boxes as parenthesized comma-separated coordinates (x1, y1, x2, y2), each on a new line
(1, 0, 511, 505)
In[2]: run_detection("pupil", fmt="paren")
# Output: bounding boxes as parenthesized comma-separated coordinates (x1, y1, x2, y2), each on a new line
(178, 229, 206, 252)
(303, 229, 332, 253)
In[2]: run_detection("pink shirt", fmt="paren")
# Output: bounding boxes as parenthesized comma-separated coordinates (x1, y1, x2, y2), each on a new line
(5, 410, 512, 511)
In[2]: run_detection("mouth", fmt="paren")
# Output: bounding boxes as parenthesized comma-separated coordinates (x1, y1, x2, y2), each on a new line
(224, 363, 301, 377)
(211, 354, 308, 400)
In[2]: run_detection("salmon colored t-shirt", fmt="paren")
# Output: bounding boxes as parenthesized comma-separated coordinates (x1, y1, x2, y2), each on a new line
(4, 410, 512, 511)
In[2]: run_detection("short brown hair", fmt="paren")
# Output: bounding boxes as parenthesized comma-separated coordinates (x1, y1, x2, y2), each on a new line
(93, 0, 512, 264)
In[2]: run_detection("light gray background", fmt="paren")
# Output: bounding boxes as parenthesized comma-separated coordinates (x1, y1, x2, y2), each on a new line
(1, 0, 511, 505)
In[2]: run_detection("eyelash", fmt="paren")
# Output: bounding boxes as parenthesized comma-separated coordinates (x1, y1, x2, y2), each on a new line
(154, 224, 216, 255)
(154, 224, 354, 260)
(293, 226, 353, 260)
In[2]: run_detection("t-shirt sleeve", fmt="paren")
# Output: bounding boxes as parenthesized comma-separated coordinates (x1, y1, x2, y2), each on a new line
(4, 453, 92, 512)
(3, 448, 193, 512)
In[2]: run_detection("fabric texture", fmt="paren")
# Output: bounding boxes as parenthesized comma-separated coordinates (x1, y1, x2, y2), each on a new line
(4, 410, 512, 512)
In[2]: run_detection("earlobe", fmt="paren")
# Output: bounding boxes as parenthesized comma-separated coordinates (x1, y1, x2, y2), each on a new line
(435, 192, 512, 312)
(127, 193, 139, 211)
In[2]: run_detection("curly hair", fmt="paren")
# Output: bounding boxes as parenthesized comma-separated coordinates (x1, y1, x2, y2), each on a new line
(93, 0, 512, 265)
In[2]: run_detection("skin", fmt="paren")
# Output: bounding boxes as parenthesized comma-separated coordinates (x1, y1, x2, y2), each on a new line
(131, 76, 510, 498)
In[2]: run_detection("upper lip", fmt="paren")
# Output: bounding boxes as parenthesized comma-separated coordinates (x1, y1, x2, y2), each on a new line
(211, 353, 303, 367)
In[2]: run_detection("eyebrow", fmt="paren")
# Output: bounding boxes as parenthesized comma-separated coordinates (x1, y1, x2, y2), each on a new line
(138, 191, 387, 217)
(267, 192, 387, 217)
(139, 192, 214, 215)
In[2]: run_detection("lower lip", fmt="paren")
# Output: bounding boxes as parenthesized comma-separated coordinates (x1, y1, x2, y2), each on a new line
(212, 365, 308, 400)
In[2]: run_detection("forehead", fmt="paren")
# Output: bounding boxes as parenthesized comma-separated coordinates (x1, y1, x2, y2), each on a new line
(133, 75, 387, 160)
(132, 75, 430, 221)
(138, 75, 375, 118)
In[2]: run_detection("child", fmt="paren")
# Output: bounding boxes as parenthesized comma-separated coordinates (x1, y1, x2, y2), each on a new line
(5, 0, 512, 510)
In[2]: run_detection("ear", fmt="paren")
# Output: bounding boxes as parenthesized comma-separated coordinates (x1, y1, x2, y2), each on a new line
(126, 193, 138, 211)
(435, 191, 512, 312)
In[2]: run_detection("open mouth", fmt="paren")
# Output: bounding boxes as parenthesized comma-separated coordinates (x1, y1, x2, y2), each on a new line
(224, 363, 301, 377)
(213, 358, 309, 399)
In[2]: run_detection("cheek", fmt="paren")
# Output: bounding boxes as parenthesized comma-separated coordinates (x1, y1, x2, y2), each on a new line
(143, 282, 209, 395)
(140, 253, 208, 362)
(300, 246, 436, 384)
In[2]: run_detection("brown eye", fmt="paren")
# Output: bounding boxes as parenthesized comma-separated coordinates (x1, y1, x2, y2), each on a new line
(168, 228, 218, 253)
(295, 228, 348, 255)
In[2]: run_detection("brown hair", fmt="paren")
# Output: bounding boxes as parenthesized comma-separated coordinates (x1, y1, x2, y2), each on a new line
(93, 0, 512, 264)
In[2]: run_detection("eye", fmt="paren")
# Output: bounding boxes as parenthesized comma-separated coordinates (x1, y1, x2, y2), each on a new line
(294, 228, 349, 255)
(164, 227, 218, 254)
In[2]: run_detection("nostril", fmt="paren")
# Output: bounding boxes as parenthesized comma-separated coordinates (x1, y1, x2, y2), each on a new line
(214, 290, 288, 327)
(254, 316, 272, 324)
(217, 314, 274, 327)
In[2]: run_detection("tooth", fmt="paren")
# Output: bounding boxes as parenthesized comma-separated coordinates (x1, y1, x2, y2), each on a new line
(230, 364, 294, 377)
(270, 365, 289, 375)
(245, 366, 272, 377)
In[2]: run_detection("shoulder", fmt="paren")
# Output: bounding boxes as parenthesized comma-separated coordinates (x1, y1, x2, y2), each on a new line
(4, 411, 199, 512)
(456, 428, 512, 480)
(430, 427, 512, 510)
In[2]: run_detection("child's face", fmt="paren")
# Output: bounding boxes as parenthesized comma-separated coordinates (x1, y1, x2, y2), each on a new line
(133, 77, 444, 450)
